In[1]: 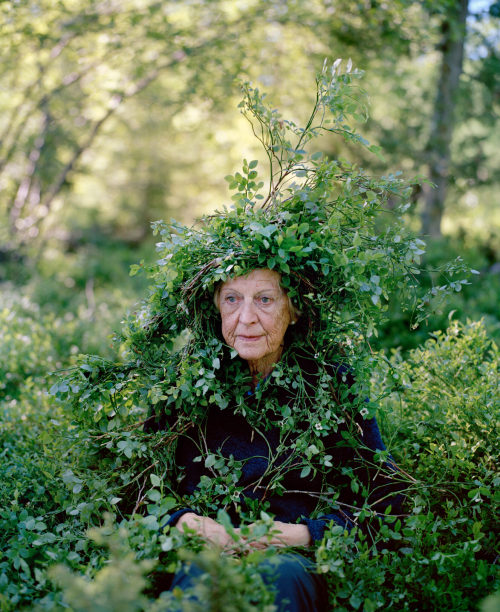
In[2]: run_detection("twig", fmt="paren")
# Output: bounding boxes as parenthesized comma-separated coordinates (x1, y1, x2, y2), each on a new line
(132, 478, 148, 515)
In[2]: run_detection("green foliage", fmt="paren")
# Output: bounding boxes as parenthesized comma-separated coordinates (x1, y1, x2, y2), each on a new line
(0, 303, 59, 401)
(374, 319, 498, 609)
(0, 239, 152, 609)
(52, 65, 474, 444)
(0, 232, 153, 404)
(0, 377, 87, 609)
(47, 67, 439, 546)
(41, 514, 277, 612)
(3, 319, 495, 610)
(1, 0, 498, 258)
(48, 517, 155, 612)
(310, 318, 499, 611)
(153, 548, 277, 612)
(379, 319, 498, 532)
(378, 234, 500, 350)
(1, 64, 498, 612)
(0, 288, 115, 402)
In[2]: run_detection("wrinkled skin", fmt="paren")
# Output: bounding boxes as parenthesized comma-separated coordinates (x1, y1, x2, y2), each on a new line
(217, 269, 296, 380)
(177, 513, 311, 552)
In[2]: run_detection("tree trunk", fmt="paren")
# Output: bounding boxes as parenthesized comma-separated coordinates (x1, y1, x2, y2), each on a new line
(421, 0, 469, 238)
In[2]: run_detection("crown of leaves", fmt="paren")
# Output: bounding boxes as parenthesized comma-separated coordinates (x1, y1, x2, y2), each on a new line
(126, 60, 434, 358)
(55, 61, 473, 432)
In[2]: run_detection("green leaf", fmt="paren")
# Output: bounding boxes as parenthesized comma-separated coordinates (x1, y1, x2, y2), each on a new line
(150, 474, 161, 487)
(205, 454, 216, 468)
(147, 489, 161, 502)
(300, 466, 311, 478)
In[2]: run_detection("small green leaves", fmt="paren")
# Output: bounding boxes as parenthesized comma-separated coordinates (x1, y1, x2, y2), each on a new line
(204, 454, 216, 468)
(225, 159, 263, 205)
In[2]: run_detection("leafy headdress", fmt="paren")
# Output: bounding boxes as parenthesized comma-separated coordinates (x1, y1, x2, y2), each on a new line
(58, 61, 468, 444)
(121, 62, 427, 405)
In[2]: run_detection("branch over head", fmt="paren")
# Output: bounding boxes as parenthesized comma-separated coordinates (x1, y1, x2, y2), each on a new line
(129, 60, 434, 359)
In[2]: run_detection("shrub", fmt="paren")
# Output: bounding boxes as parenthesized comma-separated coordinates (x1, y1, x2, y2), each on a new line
(378, 236, 500, 351)
(369, 319, 499, 610)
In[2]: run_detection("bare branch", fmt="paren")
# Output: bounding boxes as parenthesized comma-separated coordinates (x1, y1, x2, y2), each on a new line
(8, 109, 50, 233)
(0, 31, 78, 171)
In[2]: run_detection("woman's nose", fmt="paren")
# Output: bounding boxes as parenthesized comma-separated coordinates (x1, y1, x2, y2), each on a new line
(239, 299, 257, 324)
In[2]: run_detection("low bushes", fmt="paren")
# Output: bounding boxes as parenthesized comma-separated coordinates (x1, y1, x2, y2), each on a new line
(318, 319, 498, 610)
(0, 308, 498, 609)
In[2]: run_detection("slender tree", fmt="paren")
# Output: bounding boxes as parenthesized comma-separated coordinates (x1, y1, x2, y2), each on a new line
(422, 0, 469, 237)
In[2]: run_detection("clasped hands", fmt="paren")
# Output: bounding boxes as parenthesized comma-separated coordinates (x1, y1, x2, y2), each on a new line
(176, 512, 311, 553)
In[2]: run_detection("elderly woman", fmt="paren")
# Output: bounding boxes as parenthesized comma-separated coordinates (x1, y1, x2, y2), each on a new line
(147, 268, 403, 611)
(136, 68, 416, 611)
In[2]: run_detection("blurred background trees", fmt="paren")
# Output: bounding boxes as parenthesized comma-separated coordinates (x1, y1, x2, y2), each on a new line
(1, 0, 499, 348)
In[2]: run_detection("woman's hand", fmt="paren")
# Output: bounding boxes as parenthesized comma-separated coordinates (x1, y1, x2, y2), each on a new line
(176, 514, 311, 552)
(176, 513, 235, 550)
(238, 521, 311, 550)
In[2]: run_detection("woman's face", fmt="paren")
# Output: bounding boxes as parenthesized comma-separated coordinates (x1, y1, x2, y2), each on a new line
(217, 269, 295, 375)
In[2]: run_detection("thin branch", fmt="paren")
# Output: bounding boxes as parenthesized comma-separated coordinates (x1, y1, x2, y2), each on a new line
(8, 108, 50, 232)
(0, 31, 74, 151)
(132, 477, 148, 515)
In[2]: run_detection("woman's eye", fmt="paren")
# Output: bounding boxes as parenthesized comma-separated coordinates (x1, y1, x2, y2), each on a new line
(225, 295, 237, 303)
(259, 296, 272, 304)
